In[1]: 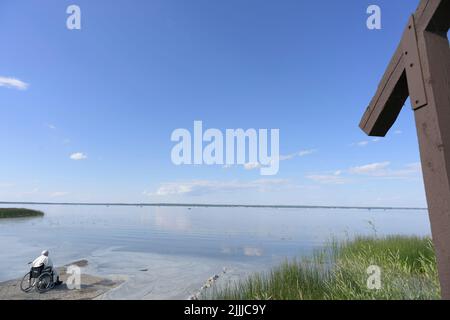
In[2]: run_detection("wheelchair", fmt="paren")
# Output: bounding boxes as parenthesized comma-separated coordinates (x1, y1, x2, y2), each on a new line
(20, 263, 56, 293)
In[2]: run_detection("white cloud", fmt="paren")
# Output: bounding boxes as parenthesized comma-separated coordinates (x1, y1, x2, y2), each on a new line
(150, 179, 290, 196)
(46, 123, 56, 130)
(351, 139, 384, 147)
(278, 154, 295, 161)
(394, 130, 403, 134)
(307, 162, 421, 185)
(375, 162, 422, 179)
(307, 171, 347, 185)
(280, 149, 317, 160)
(50, 191, 69, 197)
(349, 162, 421, 178)
(223, 149, 317, 172)
(356, 141, 369, 147)
(70, 152, 87, 160)
(0, 76, 29, 90)
(298, 149, 317, 157)
(349, 162, 391, 175)
(244, 162, 261, 170)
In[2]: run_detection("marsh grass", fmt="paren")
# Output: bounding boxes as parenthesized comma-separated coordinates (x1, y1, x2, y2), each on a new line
(0, 208, 44, 219)
(204, 236, 440, 300)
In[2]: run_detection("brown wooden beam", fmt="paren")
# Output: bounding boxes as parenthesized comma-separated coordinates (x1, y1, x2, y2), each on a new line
(414, 0, 449, 33)
(359, 0, 447, 136)
(359, 47, 408, 136)
(359, 0, 450, 299)
(414, 23, 450, 300)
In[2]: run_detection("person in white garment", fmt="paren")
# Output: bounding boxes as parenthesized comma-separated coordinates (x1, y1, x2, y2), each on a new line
(31, 250, 63, 286)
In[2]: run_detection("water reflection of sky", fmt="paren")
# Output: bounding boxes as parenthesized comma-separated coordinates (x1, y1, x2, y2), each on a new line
(0, 205, 431, 298)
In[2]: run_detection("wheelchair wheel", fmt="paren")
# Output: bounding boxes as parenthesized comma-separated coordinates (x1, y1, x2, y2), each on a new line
(20, 272, 34, 292)
(36, 272, 54, 293)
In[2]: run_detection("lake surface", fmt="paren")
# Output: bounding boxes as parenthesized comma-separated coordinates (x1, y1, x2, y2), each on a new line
(0, 205, 431, 299)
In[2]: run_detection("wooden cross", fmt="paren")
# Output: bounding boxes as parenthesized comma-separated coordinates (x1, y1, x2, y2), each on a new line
(360, 0, 450, 299)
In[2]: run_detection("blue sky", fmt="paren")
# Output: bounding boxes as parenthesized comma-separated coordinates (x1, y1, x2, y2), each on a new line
(0, 0, 428, 206)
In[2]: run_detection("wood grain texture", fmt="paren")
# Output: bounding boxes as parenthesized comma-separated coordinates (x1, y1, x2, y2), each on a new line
(359, 0, 450, 299)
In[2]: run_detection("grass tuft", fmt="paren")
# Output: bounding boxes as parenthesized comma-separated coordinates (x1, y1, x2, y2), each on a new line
(203, 236, 440, 300)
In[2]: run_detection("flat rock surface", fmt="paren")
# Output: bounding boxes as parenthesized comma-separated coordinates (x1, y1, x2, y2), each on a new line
(0, 260, 122, 300)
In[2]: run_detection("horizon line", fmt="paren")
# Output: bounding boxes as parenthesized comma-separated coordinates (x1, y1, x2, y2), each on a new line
(0, 201, 428, 211)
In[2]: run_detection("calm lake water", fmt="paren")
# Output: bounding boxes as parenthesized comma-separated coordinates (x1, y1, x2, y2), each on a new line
(0, 205, 431, 299)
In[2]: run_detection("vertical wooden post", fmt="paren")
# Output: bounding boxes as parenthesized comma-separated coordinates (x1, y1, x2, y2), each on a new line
(413, 27, 450, 299)
(359, 0, 450, 298)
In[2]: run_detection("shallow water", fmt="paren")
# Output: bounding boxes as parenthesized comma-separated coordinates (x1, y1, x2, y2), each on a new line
(0, 205, 431, 299)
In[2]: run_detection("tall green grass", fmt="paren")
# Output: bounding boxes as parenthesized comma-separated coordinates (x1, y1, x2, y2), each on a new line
(204, 236, 440, 300)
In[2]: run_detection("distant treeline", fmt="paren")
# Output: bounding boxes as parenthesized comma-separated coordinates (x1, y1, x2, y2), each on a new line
(0, 208, 44, 218)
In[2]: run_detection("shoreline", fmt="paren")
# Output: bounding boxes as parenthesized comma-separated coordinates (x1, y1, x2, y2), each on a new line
(0, 260, 122, 300)
(204, 236, 439, 300)
(0, 201, 428, 211)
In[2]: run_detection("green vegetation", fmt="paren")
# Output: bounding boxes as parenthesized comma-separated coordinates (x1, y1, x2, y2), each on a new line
(204, 236, 440, 300)
(0, 208, 44, 219)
